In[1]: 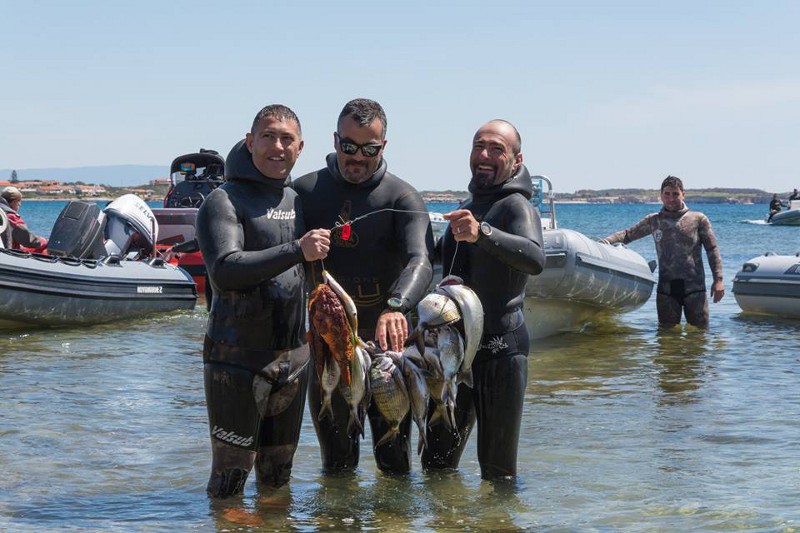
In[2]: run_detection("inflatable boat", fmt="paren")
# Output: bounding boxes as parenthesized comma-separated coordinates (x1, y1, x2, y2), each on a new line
(430, 175, 655, 338)
(0, 196, 196, 329)
(769, 200, 800, 226)
(732, 252, 800, 318)
(522, 176, 655, 338)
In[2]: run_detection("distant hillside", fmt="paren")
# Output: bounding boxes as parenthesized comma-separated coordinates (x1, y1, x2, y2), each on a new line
(1, 165, 166, 187)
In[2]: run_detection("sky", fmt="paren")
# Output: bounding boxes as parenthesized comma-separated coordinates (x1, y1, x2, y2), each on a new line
(1, 0, 799, 193)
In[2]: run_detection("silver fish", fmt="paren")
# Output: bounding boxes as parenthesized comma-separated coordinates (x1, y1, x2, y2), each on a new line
(438, 324, 465, 430)
(342, 343, 371, 438)
(410, 292, 461, 355)
(318, 356, 341, 421)
(397, 353, 431, 455)
(405, 342, 451, 431)
(435, 278, 484, 387)
(369, 354, 410, 447)
(322, 269, 358, 337)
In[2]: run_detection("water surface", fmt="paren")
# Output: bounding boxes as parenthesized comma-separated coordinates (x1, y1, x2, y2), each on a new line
(2, 201, 799, 531)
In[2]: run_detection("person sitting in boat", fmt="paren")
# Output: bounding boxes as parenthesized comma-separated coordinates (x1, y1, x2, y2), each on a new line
(602, 175, 724, 328)
(790, 189, 800, 201)
(195, 104, 331, 499)
(0, 186, 48, 251)
(768, 193, 786, 223)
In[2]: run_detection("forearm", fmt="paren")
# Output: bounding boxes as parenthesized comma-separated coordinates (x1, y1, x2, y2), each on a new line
(208, 242, 305, 291)
(475, 228, 545, 275)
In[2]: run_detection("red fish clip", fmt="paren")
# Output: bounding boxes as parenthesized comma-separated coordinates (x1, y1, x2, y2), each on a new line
(341, 223, 352, 241)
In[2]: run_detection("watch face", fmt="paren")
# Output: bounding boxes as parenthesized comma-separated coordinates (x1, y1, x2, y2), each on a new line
(387, 297, 403, 310)
(480, 222, 492, 236)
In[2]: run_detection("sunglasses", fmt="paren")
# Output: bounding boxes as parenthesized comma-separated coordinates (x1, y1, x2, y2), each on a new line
(335, 133, 383, 157)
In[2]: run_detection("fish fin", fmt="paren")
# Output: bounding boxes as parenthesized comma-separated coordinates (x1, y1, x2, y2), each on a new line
(442, 382, 458, 431)
(375, 426, 399, 448)
(347, 412, 364, 440)
(457, 368, 474, 388)
(318, 396, 334, 422)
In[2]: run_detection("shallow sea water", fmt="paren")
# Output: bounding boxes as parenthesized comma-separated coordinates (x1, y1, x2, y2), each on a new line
(1, 201, 799, 531)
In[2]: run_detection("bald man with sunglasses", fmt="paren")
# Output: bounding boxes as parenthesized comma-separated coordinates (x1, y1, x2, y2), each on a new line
(293, 98, 434, 475)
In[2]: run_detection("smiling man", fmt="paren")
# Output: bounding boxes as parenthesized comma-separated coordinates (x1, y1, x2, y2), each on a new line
(602, 175, 725, 327)
(422, 119, 545, 480)
(195, 104, 331, 499)
(293, 98, 433, 474)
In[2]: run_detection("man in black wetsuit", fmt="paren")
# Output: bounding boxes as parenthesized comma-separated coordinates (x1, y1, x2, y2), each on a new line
(195, 104, 331, 498)
(768, 193, 785, 223)
(293, 98, 434, 474)
(422, 119, 545, 480)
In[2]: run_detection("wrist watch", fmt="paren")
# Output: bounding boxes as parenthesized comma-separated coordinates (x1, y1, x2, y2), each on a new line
(479, 221, 493, 237)
(387, 297, 404, 312)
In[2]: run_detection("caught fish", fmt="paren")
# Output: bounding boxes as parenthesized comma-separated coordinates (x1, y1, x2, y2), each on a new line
(322, 269, 358, 340)
(369, 354, 410, 447)
(342, 342, 371, 437)
(308, 270, 360, 423)
(438, 324, 465, 430)
(308, 282, 355, 387)
(390, 350, 431, 454)
(409, 291, 461, 355)
(318, 355, 341, 421)
(435, 276, 484, 387)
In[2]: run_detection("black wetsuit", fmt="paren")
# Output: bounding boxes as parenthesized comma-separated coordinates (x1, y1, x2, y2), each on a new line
(422, 165, 545, 480)
(196, 140, 311, 498)
(768, 198, 783, 222)
(293, 153, 434, 474)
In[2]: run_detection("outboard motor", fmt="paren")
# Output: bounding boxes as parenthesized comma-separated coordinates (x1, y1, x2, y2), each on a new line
(48, 201, 107, 258)
(102, 194, 158, 258)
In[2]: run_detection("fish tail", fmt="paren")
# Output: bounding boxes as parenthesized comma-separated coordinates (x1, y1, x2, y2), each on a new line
(318, 395, 334, 422)
(417, 427, 428, 455)
(347, 412, 364, 440)
(375, 426, 400, 448)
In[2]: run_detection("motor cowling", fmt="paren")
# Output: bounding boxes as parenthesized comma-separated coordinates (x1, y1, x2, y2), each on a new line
(102, 194, 158, 257)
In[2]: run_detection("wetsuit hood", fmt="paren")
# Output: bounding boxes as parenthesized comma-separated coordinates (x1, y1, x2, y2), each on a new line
(468, 164, 533, 202)
(224, 139, 291, 190)
(326, 152, 388, 189)
(660, 203, 689, 218)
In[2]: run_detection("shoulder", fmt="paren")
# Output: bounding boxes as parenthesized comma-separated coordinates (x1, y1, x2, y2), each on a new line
(292, 168, 326, 194)
(382, 171, 425, 203)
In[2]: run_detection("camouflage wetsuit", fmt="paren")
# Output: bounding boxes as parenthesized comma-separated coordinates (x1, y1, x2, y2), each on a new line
(196, 140, 311, 498)
(604, 205, 723, 327)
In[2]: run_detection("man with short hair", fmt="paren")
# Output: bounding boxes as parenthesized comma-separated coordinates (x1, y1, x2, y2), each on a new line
(293, 98, 434, 474)
(195, 104, 331, 498)
(421, 119, 545, 480)
(0, 186, 48, 251)
(602, 175, 724, 327)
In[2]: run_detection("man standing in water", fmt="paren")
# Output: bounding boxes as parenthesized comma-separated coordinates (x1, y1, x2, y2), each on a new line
(602, 175, 724, 327)
(293, 98, 434, 474)
(422, 119, 545, 480)
(196, 104, 331, 498)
